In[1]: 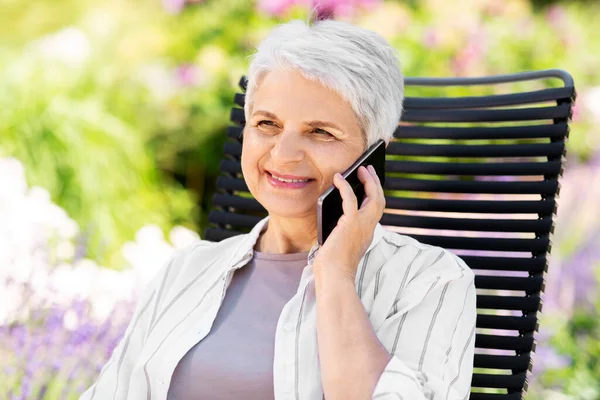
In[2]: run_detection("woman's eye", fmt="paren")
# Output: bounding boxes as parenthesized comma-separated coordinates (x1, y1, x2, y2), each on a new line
(257, 120, 275, 127)
(314, 128, 334, 137)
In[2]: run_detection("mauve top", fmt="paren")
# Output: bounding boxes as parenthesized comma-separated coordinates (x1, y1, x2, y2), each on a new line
(166, 250, 309, 400)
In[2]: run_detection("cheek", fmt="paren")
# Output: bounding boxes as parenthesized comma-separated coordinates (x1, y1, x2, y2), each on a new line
(315, 148, 355, 181)
(314, 145, 364, 191)
(241, 131, 267, 181)
(240, 142, 256, 180)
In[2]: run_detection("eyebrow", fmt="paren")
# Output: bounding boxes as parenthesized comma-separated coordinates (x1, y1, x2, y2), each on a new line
(252, 110, 344, 132)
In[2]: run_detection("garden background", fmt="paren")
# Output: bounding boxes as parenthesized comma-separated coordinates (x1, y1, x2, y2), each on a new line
(1, 0, 599, 398)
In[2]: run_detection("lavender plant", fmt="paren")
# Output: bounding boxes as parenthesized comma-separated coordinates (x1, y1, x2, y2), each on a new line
(0, 157, 199, 399)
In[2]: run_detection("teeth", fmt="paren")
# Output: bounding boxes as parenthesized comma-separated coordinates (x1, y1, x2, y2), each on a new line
(271, 174, 309, 183)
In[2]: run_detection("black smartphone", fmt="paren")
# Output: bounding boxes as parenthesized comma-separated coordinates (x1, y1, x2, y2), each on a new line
(317, 139, 386, 245)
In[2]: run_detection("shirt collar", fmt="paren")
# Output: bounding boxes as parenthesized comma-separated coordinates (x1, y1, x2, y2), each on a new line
(228, 215, 385, 267)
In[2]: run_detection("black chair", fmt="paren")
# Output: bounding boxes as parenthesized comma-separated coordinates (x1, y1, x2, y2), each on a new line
(205, 70, 575, 400)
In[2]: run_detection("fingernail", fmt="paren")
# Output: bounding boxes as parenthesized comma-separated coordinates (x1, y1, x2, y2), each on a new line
(368, 165, 376, 175)
(335, 173, 343, 180)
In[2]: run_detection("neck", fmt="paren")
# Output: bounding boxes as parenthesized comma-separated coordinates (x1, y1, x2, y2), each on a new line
(256, 214, 318, 254)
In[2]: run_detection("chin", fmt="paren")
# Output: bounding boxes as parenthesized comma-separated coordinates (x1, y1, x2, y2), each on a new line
(262, 200, 316, 220)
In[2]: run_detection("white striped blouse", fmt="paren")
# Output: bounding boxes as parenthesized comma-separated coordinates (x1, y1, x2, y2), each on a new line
(80, 216, 476, 400)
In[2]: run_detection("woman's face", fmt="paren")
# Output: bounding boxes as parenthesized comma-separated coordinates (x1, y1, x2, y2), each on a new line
(241, 68, 366, 221)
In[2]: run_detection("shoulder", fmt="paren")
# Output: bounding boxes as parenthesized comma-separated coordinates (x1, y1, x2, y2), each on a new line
(150, 234, 249, 296)
(364, 227, 474, 288)
(357, 228, 475, 329)
(171, 235, 244, 267)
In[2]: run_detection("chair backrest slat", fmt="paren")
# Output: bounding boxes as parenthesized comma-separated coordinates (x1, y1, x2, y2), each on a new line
(386, 142, 565, 157)
(387, 160, 562, 176)
(207, 70, 575, 399)
(379, 214, 552, 233)
(396, 123, 569, 140)
(476, 295, 542, 312)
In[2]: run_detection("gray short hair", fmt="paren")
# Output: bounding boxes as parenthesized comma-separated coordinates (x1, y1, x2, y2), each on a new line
(244, 19, 404, 147)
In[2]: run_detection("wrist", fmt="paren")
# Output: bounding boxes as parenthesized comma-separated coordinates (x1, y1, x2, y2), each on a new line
(314, 263, 357, 289)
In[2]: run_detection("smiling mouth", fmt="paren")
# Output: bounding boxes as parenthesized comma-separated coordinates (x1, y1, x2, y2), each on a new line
(267, 171, 314, 182)
(270, 175, 309, 183)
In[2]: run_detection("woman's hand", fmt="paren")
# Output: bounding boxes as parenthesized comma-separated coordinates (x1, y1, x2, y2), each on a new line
(313, 165, 386, 282)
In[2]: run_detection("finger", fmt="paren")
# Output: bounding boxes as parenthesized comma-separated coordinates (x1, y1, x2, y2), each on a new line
(367, 165, 379, 182)
(357, 170, 386, 227)
(357, 166, 382, 210)
(367, 165, 385, 198)
(366, 165, 386, 210)
(334, 172, 359, 216)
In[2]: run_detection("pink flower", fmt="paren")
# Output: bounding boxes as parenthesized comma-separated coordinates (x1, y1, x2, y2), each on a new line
(314, 0, 380, 19)
(451, 28, 487, 76)
(257, 0, 380, 18)
(175, 64, 201, 87)
(422, 28, 439, 49)
(163, 0, 186, 15)
(258, 0, 306, 16)
(546, 4, 567, 28)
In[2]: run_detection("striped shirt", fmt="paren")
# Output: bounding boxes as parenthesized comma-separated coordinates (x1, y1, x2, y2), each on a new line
(80, 216, 476, 400)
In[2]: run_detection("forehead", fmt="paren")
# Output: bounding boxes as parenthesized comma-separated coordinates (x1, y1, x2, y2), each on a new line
(253, 68, 359, 127)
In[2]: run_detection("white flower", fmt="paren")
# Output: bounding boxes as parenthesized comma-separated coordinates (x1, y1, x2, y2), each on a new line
(169, 226, 201, 249)
(63, 309, 79, 331)
(29, 27, 91, 68)
(122, 224, 175, 287)
(55, 240, 76, 261)
(0, 156, 200, 326)
(50, 260, 100, 302)
(137, 62, 179, 102)
(0, 284, 24, 325)
(91, 293, 119, 322)
(0, 157, 27, 201)
(582, 86, 600, 122)
(135, 224, 165, 245)
(88, 268, 137, 322)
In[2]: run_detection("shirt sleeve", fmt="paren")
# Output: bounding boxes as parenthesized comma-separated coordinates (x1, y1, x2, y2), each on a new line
(371, 248, 477, 400)
(79, 251, 181, 400)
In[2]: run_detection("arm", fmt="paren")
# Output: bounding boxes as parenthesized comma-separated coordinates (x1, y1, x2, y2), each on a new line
(313, 167, 476, 399)
(315, 250, 476, 400)
(315, 267, 391, 400)
(371, 251, 476, 399)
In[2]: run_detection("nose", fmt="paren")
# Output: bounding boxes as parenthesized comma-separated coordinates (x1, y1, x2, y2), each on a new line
(270, 127, 304, 164)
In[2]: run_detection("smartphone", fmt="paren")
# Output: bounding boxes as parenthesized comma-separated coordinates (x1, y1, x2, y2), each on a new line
(317, 139, 386, 245)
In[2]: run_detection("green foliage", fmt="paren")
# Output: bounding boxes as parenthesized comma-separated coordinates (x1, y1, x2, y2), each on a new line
(1, 1, 600, 396)
(531, 303, 600, 399)
(0, 55, 198, 268)
(2, 0, 599, 269)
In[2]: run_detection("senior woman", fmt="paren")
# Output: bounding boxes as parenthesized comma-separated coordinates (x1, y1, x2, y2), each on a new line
(82, 19, 476, 400)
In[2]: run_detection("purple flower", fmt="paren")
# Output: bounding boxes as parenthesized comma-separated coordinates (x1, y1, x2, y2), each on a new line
(3, 365, 15, 376)
(542, 157, 600, 315)
(0, 293, 136, 398)
(544, 231, 600, 314)
(11, 324, 28, 350)
(532, 345, 572, 376)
